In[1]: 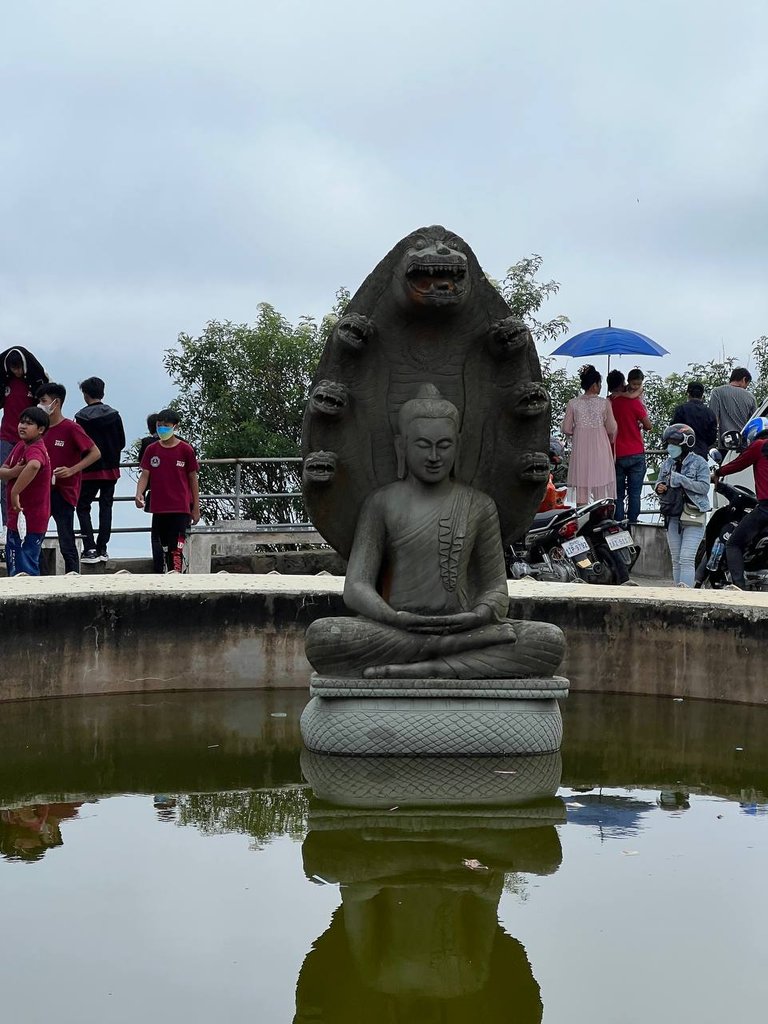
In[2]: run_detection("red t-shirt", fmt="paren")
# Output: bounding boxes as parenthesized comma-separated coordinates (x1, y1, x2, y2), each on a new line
(609, 395, 648, 458)
(1, 378, 35, 443)
(140, 439, 199, 514)
(43, 418, 96, 507)
(719, 439, 768, 502)
(4, 438, 52, 533)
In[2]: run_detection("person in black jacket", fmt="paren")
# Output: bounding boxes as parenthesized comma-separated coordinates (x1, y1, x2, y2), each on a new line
(671, 382, 718, 458)
(74, 377, 126, 564)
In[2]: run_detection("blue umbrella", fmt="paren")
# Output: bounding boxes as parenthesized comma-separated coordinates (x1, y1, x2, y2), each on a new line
(552, 322, 668, 371)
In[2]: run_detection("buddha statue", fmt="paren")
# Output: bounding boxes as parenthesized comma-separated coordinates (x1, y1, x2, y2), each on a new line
(305, 385, 564, 680)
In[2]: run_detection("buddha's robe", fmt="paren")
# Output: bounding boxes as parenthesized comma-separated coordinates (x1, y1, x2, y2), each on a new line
(305, 483, 564, 679)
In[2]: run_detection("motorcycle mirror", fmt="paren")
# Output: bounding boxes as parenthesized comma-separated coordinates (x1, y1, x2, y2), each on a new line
(722, 430, 744, 451)
(709, 448, 723, 464)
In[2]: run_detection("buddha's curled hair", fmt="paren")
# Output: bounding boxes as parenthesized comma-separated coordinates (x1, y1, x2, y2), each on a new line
(398, 383, 461, 435)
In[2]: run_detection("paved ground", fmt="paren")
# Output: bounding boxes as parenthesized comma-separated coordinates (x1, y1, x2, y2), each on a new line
(1, 571, 765, 610)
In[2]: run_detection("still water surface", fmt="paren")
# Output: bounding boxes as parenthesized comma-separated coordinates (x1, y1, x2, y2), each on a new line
(1, 691, 767, 1023)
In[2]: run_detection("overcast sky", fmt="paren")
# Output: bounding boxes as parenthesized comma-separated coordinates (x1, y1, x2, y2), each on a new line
(2, 0, 768, 442)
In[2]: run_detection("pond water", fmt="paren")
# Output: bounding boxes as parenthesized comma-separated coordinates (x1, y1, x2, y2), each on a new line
(1, 690, 767, 1023)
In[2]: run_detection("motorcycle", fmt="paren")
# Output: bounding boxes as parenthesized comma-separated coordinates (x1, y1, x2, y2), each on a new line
(507, 505, 585, 583)
(572, 498, 640, 584)
(507, 498, 640, 585)
(694, 447, 768, 590)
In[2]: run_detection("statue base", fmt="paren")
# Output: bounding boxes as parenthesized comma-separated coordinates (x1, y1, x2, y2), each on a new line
(300, 748, 564, 808)
(300, 674, 569, 756)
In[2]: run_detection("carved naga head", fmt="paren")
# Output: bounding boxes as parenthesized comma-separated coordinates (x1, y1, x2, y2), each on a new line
(394, 226, 471, 311)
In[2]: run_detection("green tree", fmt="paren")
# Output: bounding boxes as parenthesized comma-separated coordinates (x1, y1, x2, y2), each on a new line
(497, 254, 570, 346)
(750, 335, 768, 405)
(493, 254, 577, 429)
(163, 298, 346, 523)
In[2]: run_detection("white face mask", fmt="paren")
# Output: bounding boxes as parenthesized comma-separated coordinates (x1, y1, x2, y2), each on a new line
(38, 401, 55, 415)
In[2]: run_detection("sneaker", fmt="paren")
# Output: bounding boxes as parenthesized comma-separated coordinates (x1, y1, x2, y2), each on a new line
(81, 549, 100, 564)
(98, 549, 109, 563)
(65, 571, 80, 576)
(676, 582, 689, 588)
(723, 583, 743, 591)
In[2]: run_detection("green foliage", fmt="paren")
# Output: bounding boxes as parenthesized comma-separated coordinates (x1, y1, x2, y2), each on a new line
(176, 787, 308, 847)
(641, 355, 737, 464)
(539, 363, 582, 436)
(497, 254, 570, 345)
(751, 335, 768, 404)
(164, 302, 329, 522)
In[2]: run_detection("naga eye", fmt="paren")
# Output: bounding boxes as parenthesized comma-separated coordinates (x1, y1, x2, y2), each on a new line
(444, 238, 460, 249)
(413, 238, 427, 250)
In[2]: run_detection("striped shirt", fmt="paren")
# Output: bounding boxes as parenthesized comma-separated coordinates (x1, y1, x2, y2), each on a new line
(709, 384, 756, 442)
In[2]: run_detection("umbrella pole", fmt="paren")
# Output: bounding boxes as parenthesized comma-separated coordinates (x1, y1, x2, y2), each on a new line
(607, 320, 611, 376)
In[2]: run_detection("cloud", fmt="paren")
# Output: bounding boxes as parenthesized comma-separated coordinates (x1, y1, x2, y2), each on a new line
(1, 0, 767, 413)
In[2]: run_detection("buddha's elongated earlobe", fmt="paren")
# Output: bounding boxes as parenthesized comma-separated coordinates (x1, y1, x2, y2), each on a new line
(451, 434, 460, 477)
(395, 434, 406, 479)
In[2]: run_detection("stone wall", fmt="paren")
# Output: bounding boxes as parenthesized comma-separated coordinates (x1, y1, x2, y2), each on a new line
(0, 575, 766, 705)
(631, 522, 673, 578)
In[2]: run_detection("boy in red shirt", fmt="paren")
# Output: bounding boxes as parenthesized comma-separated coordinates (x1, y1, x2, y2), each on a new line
(135, 409, 200, 573)
(36, 383, 101, 574)
(0, 406, 52, 576)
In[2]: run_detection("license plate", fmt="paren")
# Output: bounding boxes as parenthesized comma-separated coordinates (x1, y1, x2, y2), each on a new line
(606, 530, 634, 551)
(561, 537, 591, 557)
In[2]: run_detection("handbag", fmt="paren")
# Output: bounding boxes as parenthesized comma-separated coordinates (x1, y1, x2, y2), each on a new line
(680, 500, 706, 527)
(658, 485, 684, 521)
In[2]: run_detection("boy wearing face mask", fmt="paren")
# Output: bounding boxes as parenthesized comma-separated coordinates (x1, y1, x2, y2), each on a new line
(36, 384, 101, 574)
(135, 409, 200, 573)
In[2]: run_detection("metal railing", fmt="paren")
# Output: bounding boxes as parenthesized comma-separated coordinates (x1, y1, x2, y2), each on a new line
(49, 450, 701, 543)
(45, 457, 311, 544)
(111, 457, 306, 525)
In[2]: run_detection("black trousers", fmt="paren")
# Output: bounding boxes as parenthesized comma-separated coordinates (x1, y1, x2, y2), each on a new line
(151, 513, 191, 573)
(50, 489, 80, 573)
(725, 501, 768, 588)
(76, 479, 116, 552)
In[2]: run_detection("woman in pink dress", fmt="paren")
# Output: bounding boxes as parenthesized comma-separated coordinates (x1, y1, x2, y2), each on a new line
(561, 364, 617, 505)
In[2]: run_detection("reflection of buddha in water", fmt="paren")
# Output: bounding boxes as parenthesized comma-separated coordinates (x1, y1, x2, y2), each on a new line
(305, 385, 564, 680)
(0, 803, 83, 863)
(294, 754, 564, 1022)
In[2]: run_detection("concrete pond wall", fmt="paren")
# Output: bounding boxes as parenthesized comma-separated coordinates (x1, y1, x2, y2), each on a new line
(0, 574, 766, 705)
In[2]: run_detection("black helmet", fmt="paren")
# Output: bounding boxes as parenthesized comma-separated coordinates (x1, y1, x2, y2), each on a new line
(662, 423, 695, 449)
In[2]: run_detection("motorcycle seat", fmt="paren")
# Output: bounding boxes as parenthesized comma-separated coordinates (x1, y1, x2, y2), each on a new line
(529, 509, 569, 529)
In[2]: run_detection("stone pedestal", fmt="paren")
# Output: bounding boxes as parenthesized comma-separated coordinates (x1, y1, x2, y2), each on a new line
(300, 674, 569, 756)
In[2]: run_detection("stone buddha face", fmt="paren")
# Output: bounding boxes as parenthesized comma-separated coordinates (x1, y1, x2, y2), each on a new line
(404, 416, 457, 484)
